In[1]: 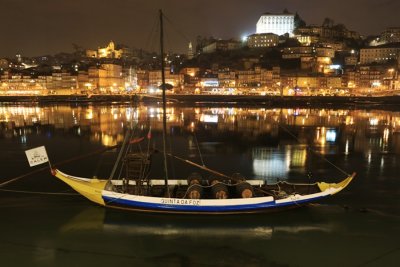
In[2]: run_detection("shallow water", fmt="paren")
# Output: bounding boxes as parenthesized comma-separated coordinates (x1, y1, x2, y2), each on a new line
(0, 104, 399, 266)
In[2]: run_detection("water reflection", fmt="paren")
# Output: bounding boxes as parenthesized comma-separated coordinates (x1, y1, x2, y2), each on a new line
(59, 206, 333, 240)
(1, 104, 399, 267)
(1, 104, 400, 180)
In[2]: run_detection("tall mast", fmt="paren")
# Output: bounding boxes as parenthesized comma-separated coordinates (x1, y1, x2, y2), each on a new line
(159, 9, 170, 197)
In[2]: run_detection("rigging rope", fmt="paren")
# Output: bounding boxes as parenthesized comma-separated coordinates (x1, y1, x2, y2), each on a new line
(193, 131, 205, 166)
(144, 11, 160, 53)
(163, 14, 191, 43)
(247, 99, 351, 178)
(277, 118, 351, 177)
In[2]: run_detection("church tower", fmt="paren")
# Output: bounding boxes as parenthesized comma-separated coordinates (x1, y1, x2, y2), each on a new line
(187, 42, 194, 60)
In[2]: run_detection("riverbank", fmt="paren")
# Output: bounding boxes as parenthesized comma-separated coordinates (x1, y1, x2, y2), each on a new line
(1, 94, 400, 109)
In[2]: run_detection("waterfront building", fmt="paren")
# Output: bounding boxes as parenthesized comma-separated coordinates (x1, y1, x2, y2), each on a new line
(256, 13, 295, 36)
(77, 71, 89, 93)
(199, 75, 219, 90)
(235, 66, 280, 88)
(359, 66, 384, 88)
(87, 64, 124, 93)
(342, 68, 359, 88)
(236, 69, 259, 87)
(136, 69, 149, 89)
(47, 71, 78, 94)
(247, 33, 279, 48)
(181, 67, 200, 87)
(148, 67, 183, 90)
(217, 70, 236, 88)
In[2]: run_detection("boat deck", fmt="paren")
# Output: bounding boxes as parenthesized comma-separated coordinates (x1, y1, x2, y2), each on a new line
(107, 180, 322, 200)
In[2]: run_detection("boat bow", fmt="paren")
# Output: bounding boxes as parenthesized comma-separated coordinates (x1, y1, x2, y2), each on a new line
(52, 169, 107, 206)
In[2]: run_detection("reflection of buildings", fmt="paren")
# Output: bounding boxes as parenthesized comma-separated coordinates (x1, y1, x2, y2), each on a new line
(252, 145, 307, 181)
(1, 106, 400, 156)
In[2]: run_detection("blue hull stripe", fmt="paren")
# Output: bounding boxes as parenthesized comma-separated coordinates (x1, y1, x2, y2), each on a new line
(103, 195, 326, 212)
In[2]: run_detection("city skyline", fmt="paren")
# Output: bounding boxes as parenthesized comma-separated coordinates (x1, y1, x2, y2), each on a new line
(1, 0, 399, 57)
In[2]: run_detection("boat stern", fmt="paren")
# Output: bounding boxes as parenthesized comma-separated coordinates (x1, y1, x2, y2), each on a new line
(317, 172, 355, 195)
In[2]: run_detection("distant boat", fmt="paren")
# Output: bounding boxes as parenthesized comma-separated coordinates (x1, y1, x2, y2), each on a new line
(29, 10, 355, 215)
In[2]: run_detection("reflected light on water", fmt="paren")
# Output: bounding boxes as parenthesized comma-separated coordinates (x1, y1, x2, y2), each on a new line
(1, 105, 400, 174)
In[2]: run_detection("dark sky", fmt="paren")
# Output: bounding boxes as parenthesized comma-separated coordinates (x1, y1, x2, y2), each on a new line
(1, 0, 399, 57)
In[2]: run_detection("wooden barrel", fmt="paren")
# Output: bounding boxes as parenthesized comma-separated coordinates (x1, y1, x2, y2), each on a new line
(187, 172, 202, 186)
(236, 182, 254, 198)
(211, 182, 229, 199)
(186, 184, 203, 199)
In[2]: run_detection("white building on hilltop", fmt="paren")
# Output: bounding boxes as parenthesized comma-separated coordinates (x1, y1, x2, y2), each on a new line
(256, 13, 295, 36)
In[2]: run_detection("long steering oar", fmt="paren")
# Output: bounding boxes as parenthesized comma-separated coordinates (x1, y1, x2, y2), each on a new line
(166, 153, 231, 180)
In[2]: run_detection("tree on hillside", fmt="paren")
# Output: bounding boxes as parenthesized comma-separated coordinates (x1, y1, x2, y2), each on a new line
(322, 17, 335, 28)
(294, 12, 306, 29)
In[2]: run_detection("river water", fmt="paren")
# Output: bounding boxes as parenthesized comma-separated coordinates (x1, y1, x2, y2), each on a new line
(0, 103, 399, 267)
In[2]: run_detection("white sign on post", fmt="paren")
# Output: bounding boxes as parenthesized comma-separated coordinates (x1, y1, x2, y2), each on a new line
(25, 146, 49, 167)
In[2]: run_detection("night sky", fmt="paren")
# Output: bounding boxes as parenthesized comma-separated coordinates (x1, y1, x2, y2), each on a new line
(1, 0, 399, 57)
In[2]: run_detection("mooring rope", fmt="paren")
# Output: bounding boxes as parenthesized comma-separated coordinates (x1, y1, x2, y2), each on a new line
(0, 188, 78, 196)
(0, 145, 119, 189)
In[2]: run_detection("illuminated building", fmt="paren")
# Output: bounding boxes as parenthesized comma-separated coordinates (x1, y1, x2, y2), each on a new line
(379, 27, 400, 44)
(98, 41, 122, 58)
(282, 46, 314, 59)
(360, 43, 400, 65)
(85, 41, 129, 59)
(0, 59, 8, 70)
(256, 13, 295, 36)
(48, 71, 78, 94)
(187, 42, 194, 60)
(148, 68, 183, 90)
(295, 25, 360, 40)
(88, 64, 124, 93)
(217, 70, 236, 88)
(247, 33, 279, 48)
(86, 49, 98, 58)
(359, 66, 383, 88)
(295, 35, 319, 46)
(235, 66, 280, 88)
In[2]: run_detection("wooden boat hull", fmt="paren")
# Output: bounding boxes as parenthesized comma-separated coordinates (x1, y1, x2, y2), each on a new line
(53, 169, 354, 215)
